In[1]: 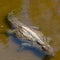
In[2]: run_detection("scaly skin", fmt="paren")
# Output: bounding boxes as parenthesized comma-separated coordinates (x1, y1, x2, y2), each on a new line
(7, 11, 54, 57)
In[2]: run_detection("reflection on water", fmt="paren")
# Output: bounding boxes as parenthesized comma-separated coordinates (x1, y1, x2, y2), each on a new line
(8, 33, 47, 59)
(0, 43, 41, 60)
(0, 32, 46, 60)
(0, 0, 60, 60)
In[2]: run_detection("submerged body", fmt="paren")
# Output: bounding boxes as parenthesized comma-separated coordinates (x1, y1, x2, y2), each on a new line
(7, 11, 54, 57)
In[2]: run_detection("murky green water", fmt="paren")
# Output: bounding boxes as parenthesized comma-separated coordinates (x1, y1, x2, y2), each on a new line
(0, 0, 60, 60)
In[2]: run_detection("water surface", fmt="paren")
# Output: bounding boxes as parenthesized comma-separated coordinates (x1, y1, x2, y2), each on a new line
(0, 0, 60, 60)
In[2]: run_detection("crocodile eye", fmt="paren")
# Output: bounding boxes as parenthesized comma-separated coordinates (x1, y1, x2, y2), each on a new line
(42, 46, 46, 51)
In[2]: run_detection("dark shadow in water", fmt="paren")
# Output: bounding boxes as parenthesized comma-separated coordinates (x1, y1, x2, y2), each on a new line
(8, 33, 47, 59)
(3, 16, 14, 36)
(44, 55, 50, 60)
(4, 16, 12, 29)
